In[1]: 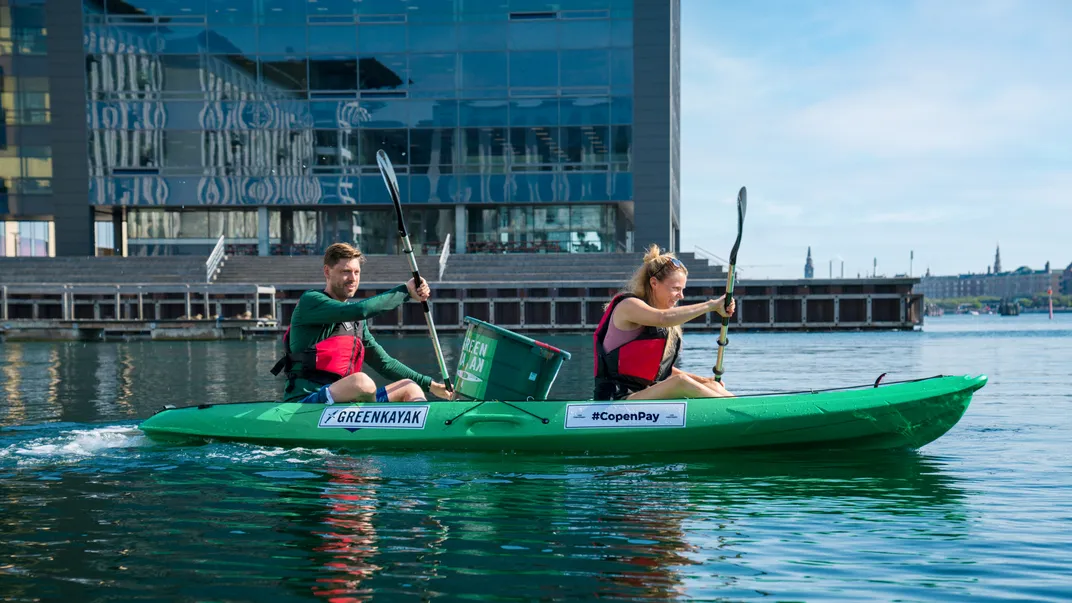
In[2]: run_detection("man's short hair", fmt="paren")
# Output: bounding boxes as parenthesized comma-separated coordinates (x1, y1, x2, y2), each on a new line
(323, 243, 365, 267)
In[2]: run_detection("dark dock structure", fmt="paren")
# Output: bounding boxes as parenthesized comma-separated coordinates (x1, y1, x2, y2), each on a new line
(1, 254, 922, 341)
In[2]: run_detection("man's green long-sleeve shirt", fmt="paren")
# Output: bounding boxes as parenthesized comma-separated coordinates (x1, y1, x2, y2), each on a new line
(280, 285, 432, 402)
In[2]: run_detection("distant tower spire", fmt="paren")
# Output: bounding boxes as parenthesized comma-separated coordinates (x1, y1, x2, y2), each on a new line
(994, 244, 1002, 274)
(804, 247, 814, 279)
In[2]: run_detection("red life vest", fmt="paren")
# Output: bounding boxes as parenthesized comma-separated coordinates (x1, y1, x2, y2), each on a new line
(593, 293, 680, 400)
(270, 320, 365, 387)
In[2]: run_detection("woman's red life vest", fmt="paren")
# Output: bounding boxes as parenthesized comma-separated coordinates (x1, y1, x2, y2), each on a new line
(270, 321, 365, 387)
(593, 293, 680, 399)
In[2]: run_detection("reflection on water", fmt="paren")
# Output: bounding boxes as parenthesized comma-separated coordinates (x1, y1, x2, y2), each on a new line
(1, 315, 1071, 600)
(0, 438, 972, 602)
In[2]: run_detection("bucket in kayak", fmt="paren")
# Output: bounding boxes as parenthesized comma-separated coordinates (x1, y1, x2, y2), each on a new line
(453, 316, 571, 401)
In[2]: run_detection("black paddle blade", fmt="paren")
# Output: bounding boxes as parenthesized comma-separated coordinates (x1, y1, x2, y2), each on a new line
(376, 149, 407, 235)
(728, 186, 747, 264)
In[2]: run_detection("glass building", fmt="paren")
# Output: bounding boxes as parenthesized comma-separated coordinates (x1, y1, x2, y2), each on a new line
(0, 0, 55, 256)
(2, 0, 680, 257)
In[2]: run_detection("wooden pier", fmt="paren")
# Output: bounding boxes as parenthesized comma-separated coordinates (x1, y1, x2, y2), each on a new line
(0, 278, 922, 341)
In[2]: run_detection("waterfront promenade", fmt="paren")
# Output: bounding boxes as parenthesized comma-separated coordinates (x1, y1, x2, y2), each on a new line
(0, 253, 922, 340)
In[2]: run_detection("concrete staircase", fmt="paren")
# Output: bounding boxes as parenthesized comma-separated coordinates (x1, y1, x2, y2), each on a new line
(0, 253, 725, 287)
(0, 257, 206, 285)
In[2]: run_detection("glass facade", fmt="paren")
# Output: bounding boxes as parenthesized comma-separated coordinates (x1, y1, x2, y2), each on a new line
(79, 0, 639, 255)
(0, 0, 56, 257)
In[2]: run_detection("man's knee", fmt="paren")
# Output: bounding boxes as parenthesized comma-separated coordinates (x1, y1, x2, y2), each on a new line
(344, 372, 376, 394)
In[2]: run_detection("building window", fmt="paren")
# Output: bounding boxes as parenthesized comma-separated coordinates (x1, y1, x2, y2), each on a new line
(8, 220, 51, 257)
(466, 204, 616, 253)
(95, 221, 116, 256)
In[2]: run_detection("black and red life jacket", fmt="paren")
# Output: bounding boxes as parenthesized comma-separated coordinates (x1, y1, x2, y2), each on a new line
(592, 293, 680, 400)
(270, 320, 365, 389)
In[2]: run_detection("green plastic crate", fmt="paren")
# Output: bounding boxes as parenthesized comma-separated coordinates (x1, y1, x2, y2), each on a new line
(453, 317, 572, 401)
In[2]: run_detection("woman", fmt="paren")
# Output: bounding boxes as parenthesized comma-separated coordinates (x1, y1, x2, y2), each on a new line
(593, 245, 736, 400)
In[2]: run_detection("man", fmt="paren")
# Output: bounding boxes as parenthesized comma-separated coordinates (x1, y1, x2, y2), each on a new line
(271, 243, 450, 404)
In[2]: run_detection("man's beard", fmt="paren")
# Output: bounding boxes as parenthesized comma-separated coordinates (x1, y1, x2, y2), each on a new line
(331, 282, 355, 300)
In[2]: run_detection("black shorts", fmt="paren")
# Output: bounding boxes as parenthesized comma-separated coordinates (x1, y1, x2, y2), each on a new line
(593, 381, 638, 401)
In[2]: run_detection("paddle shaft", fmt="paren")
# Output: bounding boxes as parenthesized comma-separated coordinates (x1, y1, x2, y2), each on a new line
(713, 264, 736, 382)
(713, 186, 747, 383)
(398, 229, 454, 394)
(377, 149, 453, 393)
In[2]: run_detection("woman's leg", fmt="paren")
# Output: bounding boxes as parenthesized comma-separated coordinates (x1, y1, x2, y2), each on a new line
(627, 374, 722, 400)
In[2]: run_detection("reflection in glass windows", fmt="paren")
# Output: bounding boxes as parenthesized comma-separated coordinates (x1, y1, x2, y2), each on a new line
(207, 0, 257, 24)
(359, 129, 406, 165)
(508, 20, 557, 51)
(560, 49, 609, 88)
(260, 56, 308, 91)
(88, 130, 162, 173)
(610, 125, 630, 166)
(257, 26, 307, 54)
(14, 221, 51, 257)
(561, 126, 609, 166)
(460, 52, 507, 92)
(83, 2, 639, 254)
(466, 204, 617, 253)
(257, 0, 307, 24)
(510, 98, 558, 127)
(408, 54, 457, 96)
(460, 100, 507, 127)
(268, 208, 453, 254)
(309, 57, 358, 92)
(458, 22, 508, 51)
(509, 127, 562, 166)
(409, 99, 458, 128)
(308, 25, 357, 55)
(409, 129, 456, 169)
(509, 51, 557, 89)
(358, 24, 406, 54)
(559, 20, 611, 50)
(610, 47, 633, 93)
(461, 127, 508, 171)
(407, 24, 457, 53)
(359, 55, 408, 92)
(313, 130, 359, 168)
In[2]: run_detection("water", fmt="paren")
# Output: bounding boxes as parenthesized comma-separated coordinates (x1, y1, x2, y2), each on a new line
(2, 314, 1070, 601)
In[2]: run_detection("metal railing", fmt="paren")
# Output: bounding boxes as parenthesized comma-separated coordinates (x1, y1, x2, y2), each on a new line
(205, 235, 226, 283)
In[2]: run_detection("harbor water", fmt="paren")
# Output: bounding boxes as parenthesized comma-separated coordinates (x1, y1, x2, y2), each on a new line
(2, 313, 1070, 601)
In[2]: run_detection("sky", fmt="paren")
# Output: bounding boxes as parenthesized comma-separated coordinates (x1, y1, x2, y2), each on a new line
(678, 0, 1071, 279)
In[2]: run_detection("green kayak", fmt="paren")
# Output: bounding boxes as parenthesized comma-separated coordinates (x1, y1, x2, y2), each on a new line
(138, 374, 986, 453)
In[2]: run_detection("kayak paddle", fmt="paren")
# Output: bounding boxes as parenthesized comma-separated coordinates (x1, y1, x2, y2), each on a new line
(376, 149, 454, 395)
(713, 186, 747, 383)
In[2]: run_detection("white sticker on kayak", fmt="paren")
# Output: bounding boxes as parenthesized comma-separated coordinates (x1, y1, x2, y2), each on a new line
(318, 405, 429, 430)
(564, 403, 687, 429)
(455, 370, 483, 384)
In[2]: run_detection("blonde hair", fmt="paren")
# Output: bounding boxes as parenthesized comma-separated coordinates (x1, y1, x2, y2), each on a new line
(323, 243, 365, 267)
(620, 244, 689, 362)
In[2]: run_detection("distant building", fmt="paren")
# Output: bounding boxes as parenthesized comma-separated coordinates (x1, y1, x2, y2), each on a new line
(917, 247, 1066, 299)
(1062, 263, 1072, 295)
(918, 266, 1061, 299)
(804, 247, 814, 279)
